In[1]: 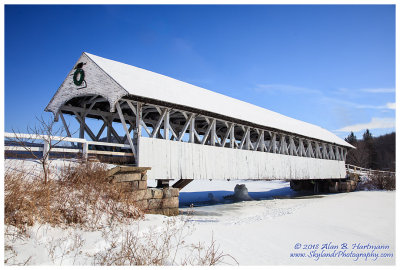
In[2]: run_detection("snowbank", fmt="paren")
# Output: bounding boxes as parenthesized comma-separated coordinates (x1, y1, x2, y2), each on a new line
(4, 159, 395, 265)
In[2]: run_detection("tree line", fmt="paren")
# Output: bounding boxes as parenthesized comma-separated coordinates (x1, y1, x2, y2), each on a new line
(345, 130, 395, 171)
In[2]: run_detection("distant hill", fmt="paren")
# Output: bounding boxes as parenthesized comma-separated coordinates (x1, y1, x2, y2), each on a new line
(345, 131, 395, 171)
(374, 132, 395, 171)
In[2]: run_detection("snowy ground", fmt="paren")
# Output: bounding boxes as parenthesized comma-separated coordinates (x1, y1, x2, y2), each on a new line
(4, 158, 116, 180)
(174, 179, 395, 265)
(4, 159, 396, 265)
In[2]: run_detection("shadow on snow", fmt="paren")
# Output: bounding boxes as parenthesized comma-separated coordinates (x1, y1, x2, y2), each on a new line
(179, 186, 325, 208)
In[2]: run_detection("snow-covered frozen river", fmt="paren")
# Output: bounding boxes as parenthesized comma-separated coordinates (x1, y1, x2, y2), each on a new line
(144, 178, 396, 265)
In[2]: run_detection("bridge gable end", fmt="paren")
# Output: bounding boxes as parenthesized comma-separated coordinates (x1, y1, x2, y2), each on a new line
(45, 52, 128, 117)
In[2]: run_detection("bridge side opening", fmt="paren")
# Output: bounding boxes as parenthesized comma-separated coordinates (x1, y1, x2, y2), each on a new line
(117, 96, 349, 162)
(57, 94, 136, 164)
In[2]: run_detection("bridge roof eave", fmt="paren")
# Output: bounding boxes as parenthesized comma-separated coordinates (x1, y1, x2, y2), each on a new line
(84, 52, 353, 148)
(45, 52, 354, 149)
(121, 93, 355, 149)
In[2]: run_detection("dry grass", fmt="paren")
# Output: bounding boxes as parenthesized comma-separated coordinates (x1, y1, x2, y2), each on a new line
(4, 160, 238, 266)
(92, 213, 238, 266)
(4, 160, 143, 232)
(369, 173, 396, 191)
(358, 172, 396, 191)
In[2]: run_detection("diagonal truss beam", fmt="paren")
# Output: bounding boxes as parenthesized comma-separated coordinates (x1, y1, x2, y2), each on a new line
(289, 136, 297, 156)
(306, 140, 315, 158)
(315, 141, 322, 159)
(116, 102, 136, 157)
(101, 116, 123, 144)
(239, 126, 250, 150)
(74, 112, 97, 141)
(178, 113, 194, 141)
(59, 113, 76, 147)
(95, 122, 107, 141)
(221, 122, 234, 147)
(201, 119, 215, 145)
(151, 109, 168, 138)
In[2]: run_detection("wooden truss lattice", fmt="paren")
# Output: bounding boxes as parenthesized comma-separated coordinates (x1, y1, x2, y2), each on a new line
(59, 96, 348, 165)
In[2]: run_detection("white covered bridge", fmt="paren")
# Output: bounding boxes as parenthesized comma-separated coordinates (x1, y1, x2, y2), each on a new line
(46, 52, 354, 182)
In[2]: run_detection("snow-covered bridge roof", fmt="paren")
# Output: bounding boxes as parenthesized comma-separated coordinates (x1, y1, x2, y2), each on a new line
(46, 52, 353, 148)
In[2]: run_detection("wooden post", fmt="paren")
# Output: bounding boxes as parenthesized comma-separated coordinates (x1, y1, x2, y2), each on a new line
(230, 124, 235, 148)
(136, 102, 142, 164)
(189, 116, 197, 143)
(164, 109, 170, 140)
(210, 118, 215, 146)
(107, 116, 112, 143)
(82, 141, 88, 160)
(79, 112, 85, 139)
(43, 140, 50, 163)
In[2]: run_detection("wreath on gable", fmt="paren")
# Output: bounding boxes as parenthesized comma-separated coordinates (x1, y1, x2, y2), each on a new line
(73, 68, 85, 86)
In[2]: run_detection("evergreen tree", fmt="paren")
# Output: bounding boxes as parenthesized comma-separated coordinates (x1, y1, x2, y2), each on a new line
(362, 129, 378, 169)
(345, 131, 368, 167)
(345, 132, 357, 146)
(363, 129, 373, 141)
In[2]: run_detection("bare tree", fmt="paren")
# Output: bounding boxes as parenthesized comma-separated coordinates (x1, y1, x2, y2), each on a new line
(11, 115, 68, 184)
(346, 140, 369, 168)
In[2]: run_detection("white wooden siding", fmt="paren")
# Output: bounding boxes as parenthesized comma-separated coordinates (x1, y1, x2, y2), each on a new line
(138, 137, 346, 180)
(45, 53, 127, 115)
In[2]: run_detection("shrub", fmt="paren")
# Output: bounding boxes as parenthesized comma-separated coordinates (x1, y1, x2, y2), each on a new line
(358, 172, 396, 191)
(5, 160, 238, 266)
(369, 173, 396, 191)
(92, 214, 238, 266)
(4, 160, 143, 231)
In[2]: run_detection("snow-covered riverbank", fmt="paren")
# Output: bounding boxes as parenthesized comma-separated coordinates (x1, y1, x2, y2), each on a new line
(176, 179, 395, 265)
(4, 159, 395, 265)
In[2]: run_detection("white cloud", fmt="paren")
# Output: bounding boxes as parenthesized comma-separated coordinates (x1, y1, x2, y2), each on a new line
(355, 104, 385, 109)
(355, 103, 395, 110)
(322, 97, 395, 111)
(386, 102, 396, 110)
(361, 88, 396, 93)
(255, 84, 321, 94)
(336, 117, 396, 132)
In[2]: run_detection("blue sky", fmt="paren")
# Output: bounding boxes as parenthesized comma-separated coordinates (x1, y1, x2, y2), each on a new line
(5, 5, 395, 139)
